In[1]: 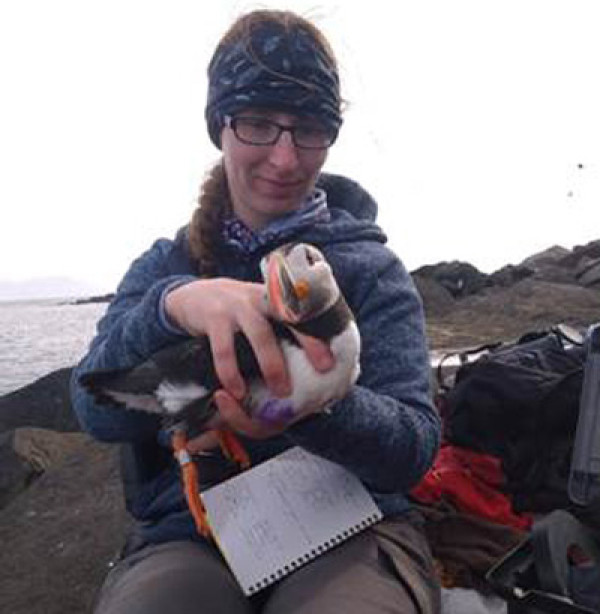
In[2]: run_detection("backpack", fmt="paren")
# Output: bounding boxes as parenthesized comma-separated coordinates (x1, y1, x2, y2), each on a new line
(487, 509, 600, 613)
(435, 326, 587, 513)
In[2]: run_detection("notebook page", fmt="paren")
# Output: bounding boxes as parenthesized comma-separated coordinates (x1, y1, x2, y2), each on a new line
(201, 446, 382, 595)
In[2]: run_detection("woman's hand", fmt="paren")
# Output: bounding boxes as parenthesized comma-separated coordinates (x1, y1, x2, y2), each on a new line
(165, 279, 334, 400)
(186, 390, 288, 454)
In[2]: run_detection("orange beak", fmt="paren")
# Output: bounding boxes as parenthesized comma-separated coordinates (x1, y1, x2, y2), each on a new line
(265, 251, 309, 323)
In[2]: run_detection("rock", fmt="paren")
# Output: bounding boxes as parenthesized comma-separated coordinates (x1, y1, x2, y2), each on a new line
(517, 246, 579, 285)
(488, 264, 534, 288)
(14, 427, 88, 472)
(0, 368, 79, 433)
(575, 257, 600, 288)
(0, 430, 33, 509)
(0, 437, 130, 614)
(0, 371, 85, 509)
(0, 428, 88, 510)
(524, 263, 578, 285)
(558, 239, 600, 268)
(520, 244, 571, 269)
(412, 239, 600, 305)
(412, 276, 456, 317)
(412, 261, 489, 298)
(0, 372, 127, 613)
(425, 279, 600, 349)
(71, 293, 115, 305)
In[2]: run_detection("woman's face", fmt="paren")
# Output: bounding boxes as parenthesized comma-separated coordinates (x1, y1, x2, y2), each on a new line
(221, 109, 329, 230)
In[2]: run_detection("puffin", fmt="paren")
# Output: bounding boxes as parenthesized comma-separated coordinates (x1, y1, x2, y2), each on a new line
(79, 242, 361, 536)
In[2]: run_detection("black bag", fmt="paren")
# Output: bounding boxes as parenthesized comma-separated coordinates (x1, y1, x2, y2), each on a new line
(486, 510, 600, 613)
(436, 327, 586, 512)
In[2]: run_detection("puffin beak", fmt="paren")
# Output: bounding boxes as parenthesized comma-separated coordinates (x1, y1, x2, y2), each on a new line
(265, 251, 309, 323)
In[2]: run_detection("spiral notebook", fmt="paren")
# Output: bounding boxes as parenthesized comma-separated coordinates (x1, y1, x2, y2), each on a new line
(201, 446, 382, 595)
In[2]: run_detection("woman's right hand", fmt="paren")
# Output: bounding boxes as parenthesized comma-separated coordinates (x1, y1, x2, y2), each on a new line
(165, 279, 333, 402)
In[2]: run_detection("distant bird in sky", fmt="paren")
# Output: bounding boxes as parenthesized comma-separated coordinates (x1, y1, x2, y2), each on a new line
(567, 163, 586, 198)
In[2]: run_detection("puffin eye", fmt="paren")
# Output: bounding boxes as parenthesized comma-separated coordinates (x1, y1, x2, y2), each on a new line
(304, 247, 316, 266)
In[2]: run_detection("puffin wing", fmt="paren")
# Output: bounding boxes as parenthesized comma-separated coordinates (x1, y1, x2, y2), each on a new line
(79, 325, 296, 421)
(79, 338, 217, 416)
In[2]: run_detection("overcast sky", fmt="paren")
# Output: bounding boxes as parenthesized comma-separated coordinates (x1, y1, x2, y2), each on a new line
(1, 0, 598, 294)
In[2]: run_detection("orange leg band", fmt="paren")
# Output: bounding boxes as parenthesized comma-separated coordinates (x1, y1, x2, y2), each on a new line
(172, 430, 212, 539)
(216, 429, 251, 469)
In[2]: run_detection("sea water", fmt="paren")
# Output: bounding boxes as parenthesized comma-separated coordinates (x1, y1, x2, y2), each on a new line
(0, 299, 107, 396)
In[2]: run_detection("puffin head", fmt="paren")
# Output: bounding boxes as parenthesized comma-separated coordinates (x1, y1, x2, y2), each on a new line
(261, 243, 340, 326)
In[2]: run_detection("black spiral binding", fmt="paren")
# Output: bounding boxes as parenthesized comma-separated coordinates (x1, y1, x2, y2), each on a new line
(246, 512, 383, 595)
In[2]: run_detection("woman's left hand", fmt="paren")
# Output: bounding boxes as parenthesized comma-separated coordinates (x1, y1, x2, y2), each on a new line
(185, 390, 289, 455)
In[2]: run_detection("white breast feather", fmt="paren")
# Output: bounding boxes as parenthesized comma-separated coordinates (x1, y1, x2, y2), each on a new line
(247, 322, 361, 421)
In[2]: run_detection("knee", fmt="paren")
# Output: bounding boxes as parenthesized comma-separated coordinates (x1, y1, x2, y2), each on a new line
(95, 541, 251, 614)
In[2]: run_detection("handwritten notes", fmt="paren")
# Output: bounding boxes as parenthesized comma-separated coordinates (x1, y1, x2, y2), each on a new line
(201, 446, 382, 595)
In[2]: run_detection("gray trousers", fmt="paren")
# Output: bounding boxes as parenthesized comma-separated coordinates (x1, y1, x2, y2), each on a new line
(95, 515, 440, 614)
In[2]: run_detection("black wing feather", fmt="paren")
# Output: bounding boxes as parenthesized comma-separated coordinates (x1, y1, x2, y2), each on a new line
(79, 321, 297, 402)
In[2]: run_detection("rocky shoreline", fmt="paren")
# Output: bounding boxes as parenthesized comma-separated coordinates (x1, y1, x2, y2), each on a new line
(1, 239, 599, 613)
(71, 293, 116, 305)
(414, 239, 600, 348)
(0, 371, 130, 614)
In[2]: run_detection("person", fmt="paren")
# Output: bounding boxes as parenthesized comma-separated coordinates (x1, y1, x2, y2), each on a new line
(71, 9, 442, 614)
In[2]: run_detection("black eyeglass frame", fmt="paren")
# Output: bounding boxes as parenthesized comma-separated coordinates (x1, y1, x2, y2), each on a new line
(223, 115, 338, 150)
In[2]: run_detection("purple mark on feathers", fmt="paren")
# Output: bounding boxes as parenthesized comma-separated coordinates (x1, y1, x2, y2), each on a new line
(256, 399, 295, 425)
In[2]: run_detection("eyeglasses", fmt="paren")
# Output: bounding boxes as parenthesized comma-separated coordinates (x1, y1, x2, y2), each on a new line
(224, 115, 337, 150)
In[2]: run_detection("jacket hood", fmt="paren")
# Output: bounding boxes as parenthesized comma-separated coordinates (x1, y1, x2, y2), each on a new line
(304, 173, 387, 246)
(319, 173, 378, 222)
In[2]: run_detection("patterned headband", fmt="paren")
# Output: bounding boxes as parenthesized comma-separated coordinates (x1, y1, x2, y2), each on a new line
(205, 20, 342, 148)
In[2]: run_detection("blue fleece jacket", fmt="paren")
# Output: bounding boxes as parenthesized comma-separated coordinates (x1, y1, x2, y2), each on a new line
(71, 173, 440, 547)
